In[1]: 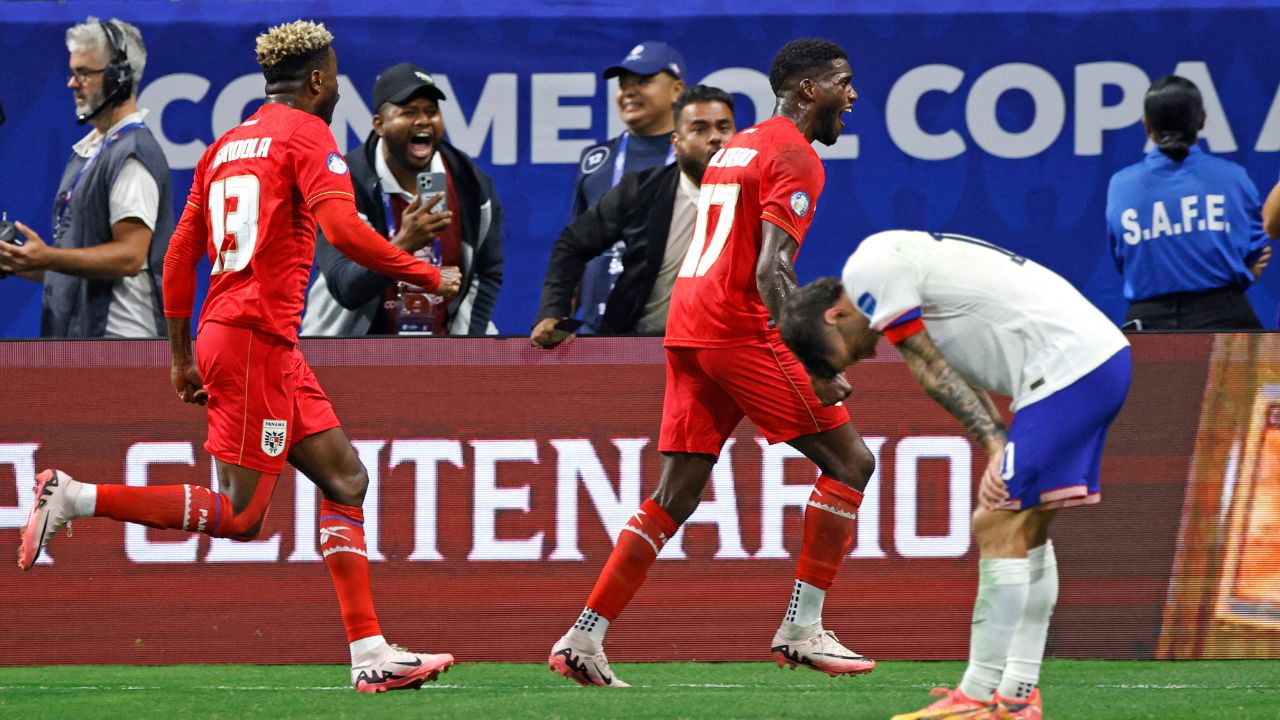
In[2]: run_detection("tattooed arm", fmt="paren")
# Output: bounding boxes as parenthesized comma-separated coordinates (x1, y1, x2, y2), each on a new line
(896, 330, 1007, 454)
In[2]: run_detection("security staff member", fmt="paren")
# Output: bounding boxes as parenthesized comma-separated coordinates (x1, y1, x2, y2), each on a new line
(569, 41, 687, 334)
(1105, 75, 1270, 330)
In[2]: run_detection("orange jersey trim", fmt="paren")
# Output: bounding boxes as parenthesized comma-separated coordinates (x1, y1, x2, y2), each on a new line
(762, 211, 802, 241)
(306, 189, 355, 206)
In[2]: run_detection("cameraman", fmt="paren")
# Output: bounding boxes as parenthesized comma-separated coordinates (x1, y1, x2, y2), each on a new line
(0, 18, 172, 338)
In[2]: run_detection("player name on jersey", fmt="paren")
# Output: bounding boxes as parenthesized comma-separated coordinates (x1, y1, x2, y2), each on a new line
(707, 147, 759, 169)
(1115, 194, 1231, 244)
(211, 137, 273, 170)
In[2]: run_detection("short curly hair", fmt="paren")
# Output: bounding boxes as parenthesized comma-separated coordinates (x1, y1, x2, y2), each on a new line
(255, 20, 333, 84)
(769, 38, 847, 95)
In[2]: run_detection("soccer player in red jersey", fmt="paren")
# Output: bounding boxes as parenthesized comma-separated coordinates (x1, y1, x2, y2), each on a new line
(18, 21, 461, 693)
(549, 39, 872, 686)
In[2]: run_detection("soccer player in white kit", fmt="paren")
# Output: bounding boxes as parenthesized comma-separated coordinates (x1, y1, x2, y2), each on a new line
(779, 230, 1132, 720)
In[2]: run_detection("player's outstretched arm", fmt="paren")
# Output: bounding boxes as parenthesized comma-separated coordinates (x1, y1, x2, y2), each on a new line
(312, 197, 460, 298)
(896, 330, 1007, 455)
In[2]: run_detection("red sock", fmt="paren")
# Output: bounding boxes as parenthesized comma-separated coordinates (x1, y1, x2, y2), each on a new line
(319, 499, 381, 643)
(795, 475, 864, 590)
(96, 483, 229, 534)
(585, 498, 679, 621)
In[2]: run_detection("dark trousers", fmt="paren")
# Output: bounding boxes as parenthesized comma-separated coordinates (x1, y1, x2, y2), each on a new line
(1125, 287, 1262, 331)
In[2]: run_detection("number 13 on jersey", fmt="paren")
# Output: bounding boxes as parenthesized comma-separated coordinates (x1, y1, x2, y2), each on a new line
(209, 174, 261, 275)
(678, 183, 740, 278)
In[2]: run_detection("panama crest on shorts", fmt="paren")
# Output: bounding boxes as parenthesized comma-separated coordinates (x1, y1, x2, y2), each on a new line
(261, 419, 288, 457)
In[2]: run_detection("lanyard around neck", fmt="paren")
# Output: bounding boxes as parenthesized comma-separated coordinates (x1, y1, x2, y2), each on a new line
(611, 131, 677, 187)
(57, 121, 147, 227)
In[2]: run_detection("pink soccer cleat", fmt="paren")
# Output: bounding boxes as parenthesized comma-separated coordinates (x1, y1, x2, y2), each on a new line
(771, 622, 876, 677)
(351, 643, 454, 693)
(548, 629, 630, 687)
(18, 469, 76, 571)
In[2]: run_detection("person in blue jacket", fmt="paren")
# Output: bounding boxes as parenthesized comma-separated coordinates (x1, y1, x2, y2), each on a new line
(1105, 76, 1271, 330)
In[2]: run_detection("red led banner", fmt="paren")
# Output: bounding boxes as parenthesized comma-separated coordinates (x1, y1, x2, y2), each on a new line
(1, 334, 1258, 665)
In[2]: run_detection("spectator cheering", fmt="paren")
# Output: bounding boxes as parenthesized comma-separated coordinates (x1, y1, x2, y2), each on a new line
(0, 17, 173, 337)
(302, 62, 504, 336)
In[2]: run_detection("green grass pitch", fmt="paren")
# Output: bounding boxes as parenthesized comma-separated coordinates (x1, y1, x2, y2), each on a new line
(1, 660, 1276, 719)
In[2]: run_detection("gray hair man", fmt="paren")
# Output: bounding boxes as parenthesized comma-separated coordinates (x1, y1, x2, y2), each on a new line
(0, 17, 174, 337)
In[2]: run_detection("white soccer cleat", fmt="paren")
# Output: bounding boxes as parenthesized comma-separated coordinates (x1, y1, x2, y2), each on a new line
(770, 622, 876, 677)
(351, 643, 454, 693)
(18, 469, 76, 571)
(548, 629, 630, 687)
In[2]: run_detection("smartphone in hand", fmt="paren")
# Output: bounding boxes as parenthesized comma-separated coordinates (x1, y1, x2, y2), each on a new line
(416, 172, 448, 213)
(551, 318, 584, 345)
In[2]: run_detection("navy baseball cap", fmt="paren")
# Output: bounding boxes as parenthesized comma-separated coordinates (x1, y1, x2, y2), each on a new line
(373, 63, 448, 109)
(603, 41, 686, 80)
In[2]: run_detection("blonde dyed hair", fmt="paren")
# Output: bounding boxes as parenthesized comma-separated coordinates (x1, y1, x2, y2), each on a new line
(255, 20, 332, 81)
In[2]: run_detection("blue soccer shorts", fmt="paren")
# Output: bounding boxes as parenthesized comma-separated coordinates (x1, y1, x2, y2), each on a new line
(995, 347, 1132, 511)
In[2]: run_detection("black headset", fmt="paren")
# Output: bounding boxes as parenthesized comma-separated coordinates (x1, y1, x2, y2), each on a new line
(76, 20, 135, 125)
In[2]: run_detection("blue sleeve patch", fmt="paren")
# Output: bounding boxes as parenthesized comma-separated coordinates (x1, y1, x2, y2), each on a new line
(856, 291, 877, 317)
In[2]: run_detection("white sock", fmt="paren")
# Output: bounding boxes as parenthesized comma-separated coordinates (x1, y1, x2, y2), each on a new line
(958, 558, 1031, 702)
(349, 634, 387, 664)
(573, 607, 609, 646)
(998, 541, 1058, 701)
(71, 481, 95, 518)
(783, 579, 825, 628)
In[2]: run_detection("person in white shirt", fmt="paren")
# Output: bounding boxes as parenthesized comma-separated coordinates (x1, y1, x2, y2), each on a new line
(0, 17, 173, 338)
(779, 230, 1132, 720)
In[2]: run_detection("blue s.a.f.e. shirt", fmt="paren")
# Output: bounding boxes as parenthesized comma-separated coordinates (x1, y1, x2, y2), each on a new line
(1105, 144, 1268, 302)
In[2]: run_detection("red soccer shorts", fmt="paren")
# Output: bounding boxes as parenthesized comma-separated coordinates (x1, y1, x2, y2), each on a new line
(195, 321, 340, 474)
(659, 332, 850, 456)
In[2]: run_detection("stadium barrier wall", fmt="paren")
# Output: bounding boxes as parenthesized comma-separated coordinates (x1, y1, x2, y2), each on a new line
(2, 333, 1276, 665)
(3, 1, 1280, 337)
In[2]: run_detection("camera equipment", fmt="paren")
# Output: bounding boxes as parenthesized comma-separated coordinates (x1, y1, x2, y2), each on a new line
(0, 213, 22, 280)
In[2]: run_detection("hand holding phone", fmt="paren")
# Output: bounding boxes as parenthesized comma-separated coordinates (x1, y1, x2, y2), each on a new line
(530, 317, 583, 348)
(416, 172, 448, 213)
(394, 192, 452, 255)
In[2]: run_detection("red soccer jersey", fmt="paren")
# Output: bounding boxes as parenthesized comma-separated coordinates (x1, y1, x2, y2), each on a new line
(664, 116, 825, 347)
(184, 103, 356, 344)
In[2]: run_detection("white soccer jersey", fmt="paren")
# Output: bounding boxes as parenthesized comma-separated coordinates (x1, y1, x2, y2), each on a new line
(842, 230, 1129, 410)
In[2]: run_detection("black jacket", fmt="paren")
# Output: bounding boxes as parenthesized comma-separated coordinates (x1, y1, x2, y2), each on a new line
(537, 163, 679, 334)
(302, 136, 504, 335)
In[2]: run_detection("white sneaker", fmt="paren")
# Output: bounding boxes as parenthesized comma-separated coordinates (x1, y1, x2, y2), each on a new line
(351, 642, 454, 693)
(18, 470, 76, 571)
(548, 628, 630, 687)
(770, 621, 876, 677)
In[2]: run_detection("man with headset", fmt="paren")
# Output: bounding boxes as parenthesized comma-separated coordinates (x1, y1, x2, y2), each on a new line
(0, 17, 173, 338)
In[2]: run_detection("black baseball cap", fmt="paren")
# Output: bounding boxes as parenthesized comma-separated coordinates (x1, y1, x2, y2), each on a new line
(373, 63, 448, 109)
(603, 41, 686, 80)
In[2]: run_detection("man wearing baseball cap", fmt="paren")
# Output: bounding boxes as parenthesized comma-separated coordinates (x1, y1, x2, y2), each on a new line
(302, 62, 505, 337)
(567, 41, 687, 335)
